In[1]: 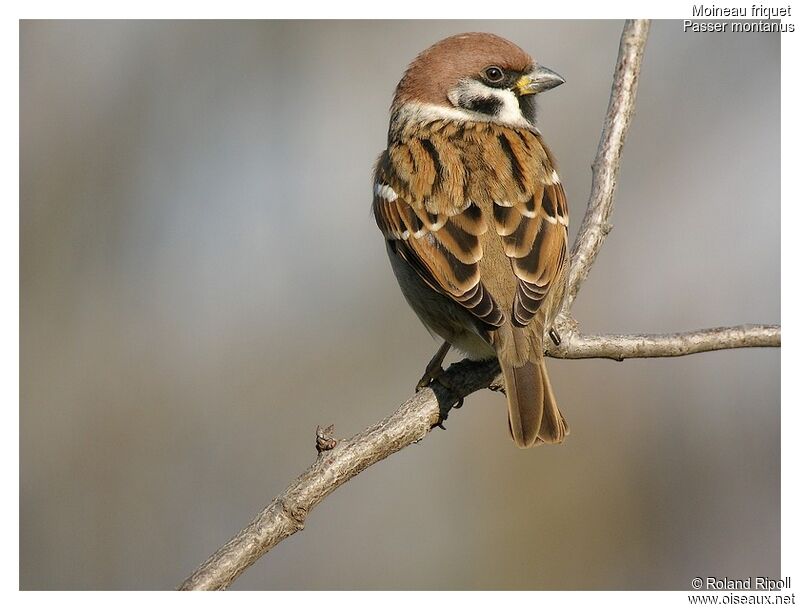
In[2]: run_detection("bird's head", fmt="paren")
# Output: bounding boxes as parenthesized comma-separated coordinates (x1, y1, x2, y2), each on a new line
(392, 32, 564, 130)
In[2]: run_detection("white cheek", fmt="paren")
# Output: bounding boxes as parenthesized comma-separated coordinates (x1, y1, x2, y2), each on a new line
(450, 80, 530, 129)
(488, 87, 525, 125)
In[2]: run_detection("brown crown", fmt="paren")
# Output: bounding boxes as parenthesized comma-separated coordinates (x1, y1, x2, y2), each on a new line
(393, 33, 534, 108)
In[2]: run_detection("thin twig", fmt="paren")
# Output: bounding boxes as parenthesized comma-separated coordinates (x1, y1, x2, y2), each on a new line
(563, 19, 650, 311)
(178, 20, 779, 590)
(548, 324, 781, 361)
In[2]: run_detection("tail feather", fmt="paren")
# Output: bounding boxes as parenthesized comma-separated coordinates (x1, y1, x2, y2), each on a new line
(497, 327, 568, 448)
(501, 358, 544, 448)
(535, 359, 569, 443)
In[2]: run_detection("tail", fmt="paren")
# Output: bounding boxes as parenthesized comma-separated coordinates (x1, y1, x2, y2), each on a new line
(497, 327, 569, 448)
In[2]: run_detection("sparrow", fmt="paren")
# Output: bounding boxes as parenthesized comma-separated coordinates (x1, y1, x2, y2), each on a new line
(372, 33, 569, 448)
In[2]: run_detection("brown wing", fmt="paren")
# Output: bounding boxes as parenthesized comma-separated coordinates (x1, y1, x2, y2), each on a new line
(492, 180, 569, 326)
(373, 124, 567, 331)
(373, 153, 504, 329)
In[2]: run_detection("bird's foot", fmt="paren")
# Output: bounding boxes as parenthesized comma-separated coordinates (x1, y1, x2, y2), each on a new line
(416, 364, 445, 393)
(416, 341, 452, 392)
(433, 394, 464, 431)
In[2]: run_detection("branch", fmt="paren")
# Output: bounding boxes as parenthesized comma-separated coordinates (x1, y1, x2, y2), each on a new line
(563, 19, 650, 311)
(178, 20, 779, 590)
(179, 324, 780, 590)
(178, 358, 500, 591)
(548, 324, 781, 361)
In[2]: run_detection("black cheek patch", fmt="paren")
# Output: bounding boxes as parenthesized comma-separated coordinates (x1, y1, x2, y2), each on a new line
(463, 94, 502, 116)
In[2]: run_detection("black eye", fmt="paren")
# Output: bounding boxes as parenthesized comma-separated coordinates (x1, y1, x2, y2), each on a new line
(484, 66, 504, 83)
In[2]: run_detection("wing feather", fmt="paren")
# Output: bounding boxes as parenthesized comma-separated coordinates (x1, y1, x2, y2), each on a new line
(375, 189, 504, 328)
(505, 181, 569, 326)
(372, 124, 568, 333)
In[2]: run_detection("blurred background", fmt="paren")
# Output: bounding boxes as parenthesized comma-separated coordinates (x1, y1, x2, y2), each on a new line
(20, 20, 780, 590)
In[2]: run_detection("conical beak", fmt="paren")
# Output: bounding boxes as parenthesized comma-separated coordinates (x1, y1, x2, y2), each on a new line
(515, 66, 566, 95)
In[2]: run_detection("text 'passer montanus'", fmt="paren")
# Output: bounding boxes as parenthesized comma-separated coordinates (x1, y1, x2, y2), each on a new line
(373, 33, 569, 448)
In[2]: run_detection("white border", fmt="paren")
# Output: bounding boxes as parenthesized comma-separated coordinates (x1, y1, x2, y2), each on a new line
(6, 1, 793, 606)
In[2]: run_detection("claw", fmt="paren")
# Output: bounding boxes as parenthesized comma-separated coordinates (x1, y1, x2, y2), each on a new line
(416, 365, 443, 393)
(415, 342, 451, 392)
(432, 395, 465, 431)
